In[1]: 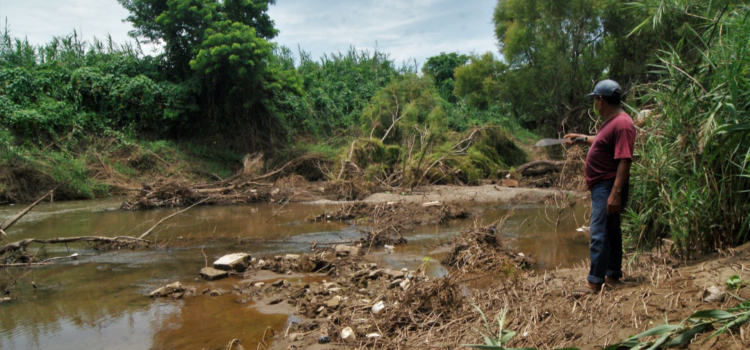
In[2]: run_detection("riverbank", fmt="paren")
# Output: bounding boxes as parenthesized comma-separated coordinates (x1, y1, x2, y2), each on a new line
(222, 231, 750, 350)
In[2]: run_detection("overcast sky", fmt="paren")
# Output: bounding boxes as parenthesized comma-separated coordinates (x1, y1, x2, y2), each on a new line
(0, 0, 499, 66)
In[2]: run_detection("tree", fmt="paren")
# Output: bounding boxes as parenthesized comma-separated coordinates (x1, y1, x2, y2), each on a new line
(493, 0, 607, 131)
(118, 0, 277, 80)
(118, 0, 298, 151)
(422, 52, 468, 102)
(453, 52, 506, 110)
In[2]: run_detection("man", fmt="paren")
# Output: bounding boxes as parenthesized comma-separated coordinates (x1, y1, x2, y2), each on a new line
(564, 79, 635, 296)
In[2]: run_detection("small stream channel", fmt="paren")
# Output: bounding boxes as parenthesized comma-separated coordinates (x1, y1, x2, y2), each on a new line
(0, 198, 589, 350)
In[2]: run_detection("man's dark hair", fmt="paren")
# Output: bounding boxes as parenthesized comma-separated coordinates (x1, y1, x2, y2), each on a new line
(601, 94, 622, 106)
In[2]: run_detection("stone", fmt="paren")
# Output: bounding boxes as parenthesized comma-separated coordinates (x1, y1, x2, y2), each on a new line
(200, 267, 229, 281)
(289, 333, 304, 341)
(389, 279, 403, 289)
(334, 245, 360, 257)
(322, 282, 339, 289)
(501, 179, 519, 188)
(704, 286, 725, 303)
(325, 296, 341, 308)
(213, 253, 251, 272)
(254, 282, 265, 288)
(290, 288, 307, 299)
(297, 254, 316, 273)
(285, 254, 300, 260)
(400, 279, 412, 291)
(271, 279, 286, 287)
(341, 327, 357, 343)
(149, 282, 186, 297)
(368, 269, 384, 279)
(383, 269, 405, 279)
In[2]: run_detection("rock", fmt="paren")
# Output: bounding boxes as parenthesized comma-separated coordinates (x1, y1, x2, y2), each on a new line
(327, 288, 342, 294)
(334, 245, 360, 257)
(389, 279, 403, 289)
(271, 279, 286, 287)
(254, 282, 265, 288)
(322, 282, 339, 289)
(501, 179, 519, 187)
(297, 255, 316, 272)
(341, 327, 357, 343)
(213, 253, 251, 272)
(200, 267, 229, 280)
(285, 254, 300, 260)
(326, 296, 341, 308)
(400, 279, 411, 291)
(704, 286, 725, 303)
(289, 333, 304, 341)
(371, 300, 385, 315)
(149, 282, 185, 297)
(316, 306, 325, 313)
(383, 269, 405, 279)
(290, 288, 307, 299)
(368, 269, 384, 279)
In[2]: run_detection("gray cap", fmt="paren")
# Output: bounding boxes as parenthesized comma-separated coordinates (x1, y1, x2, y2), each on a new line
(586, 79, 622, 98)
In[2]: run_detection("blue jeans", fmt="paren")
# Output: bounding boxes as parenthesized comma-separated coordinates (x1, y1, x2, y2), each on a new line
(588, 179, 629, 285)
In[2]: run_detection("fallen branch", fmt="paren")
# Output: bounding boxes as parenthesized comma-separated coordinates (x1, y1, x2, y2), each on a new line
(139, 197, 212, 239)
(0, 236, 152, 255)
(1, 183, 65, 233)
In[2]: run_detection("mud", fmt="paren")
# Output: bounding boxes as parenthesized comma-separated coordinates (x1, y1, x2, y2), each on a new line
(251, 240, 750, 350)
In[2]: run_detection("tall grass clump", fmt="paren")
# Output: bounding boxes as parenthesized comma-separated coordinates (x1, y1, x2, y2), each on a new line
(624, 2, 750, 255)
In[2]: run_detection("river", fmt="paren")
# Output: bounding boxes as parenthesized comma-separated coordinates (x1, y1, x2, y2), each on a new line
(0, 198, 589, 349)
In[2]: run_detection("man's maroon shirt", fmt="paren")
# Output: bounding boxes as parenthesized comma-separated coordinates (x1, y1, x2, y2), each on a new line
(585, 113, 636, 190)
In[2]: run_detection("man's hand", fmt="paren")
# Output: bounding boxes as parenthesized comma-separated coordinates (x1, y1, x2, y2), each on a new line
(564, 133, 590, 145)
(607, 190, 622, 215)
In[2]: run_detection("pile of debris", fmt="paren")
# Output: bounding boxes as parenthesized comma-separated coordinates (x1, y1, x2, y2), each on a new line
(441, 225, 532, 274)
(312, 201, 475, 250)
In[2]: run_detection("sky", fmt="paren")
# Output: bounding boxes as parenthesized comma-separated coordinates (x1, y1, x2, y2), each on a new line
(0, 0, 500, 66)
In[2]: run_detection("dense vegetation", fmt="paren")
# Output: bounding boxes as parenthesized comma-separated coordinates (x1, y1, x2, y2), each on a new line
(0, 0, 748, 253)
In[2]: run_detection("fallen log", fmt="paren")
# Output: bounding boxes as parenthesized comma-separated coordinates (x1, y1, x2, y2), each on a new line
(0, 236, 152, 255)
(515, 160, 565, 177)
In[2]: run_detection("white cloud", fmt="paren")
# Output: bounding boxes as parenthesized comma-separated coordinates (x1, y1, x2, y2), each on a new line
(0, 0, 499, 65)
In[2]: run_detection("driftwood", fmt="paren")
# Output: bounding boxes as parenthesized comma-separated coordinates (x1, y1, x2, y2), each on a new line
(516, 160, 565, 177)
(1, 184, 63, 234)
(138, 197, 212, 239)
(0, 236, 152, 255)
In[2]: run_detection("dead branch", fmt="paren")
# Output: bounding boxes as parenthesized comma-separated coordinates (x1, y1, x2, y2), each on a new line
(1, 183, 64, 233)
(139, 197, 212, 239)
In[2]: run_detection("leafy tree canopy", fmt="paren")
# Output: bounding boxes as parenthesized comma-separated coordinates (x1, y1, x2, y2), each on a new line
(422, 52, 468, 102)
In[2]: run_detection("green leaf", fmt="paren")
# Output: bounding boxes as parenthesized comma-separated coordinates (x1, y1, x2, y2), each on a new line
(500, 330, 516, 344)
(668, 323, 710, 346)
(461, 345, 504, 350)
(689, 310, 735, 320)
(628, 324, 681, 339)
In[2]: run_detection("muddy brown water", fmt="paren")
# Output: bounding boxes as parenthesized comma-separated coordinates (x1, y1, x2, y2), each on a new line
(0, 198, 589, 350)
